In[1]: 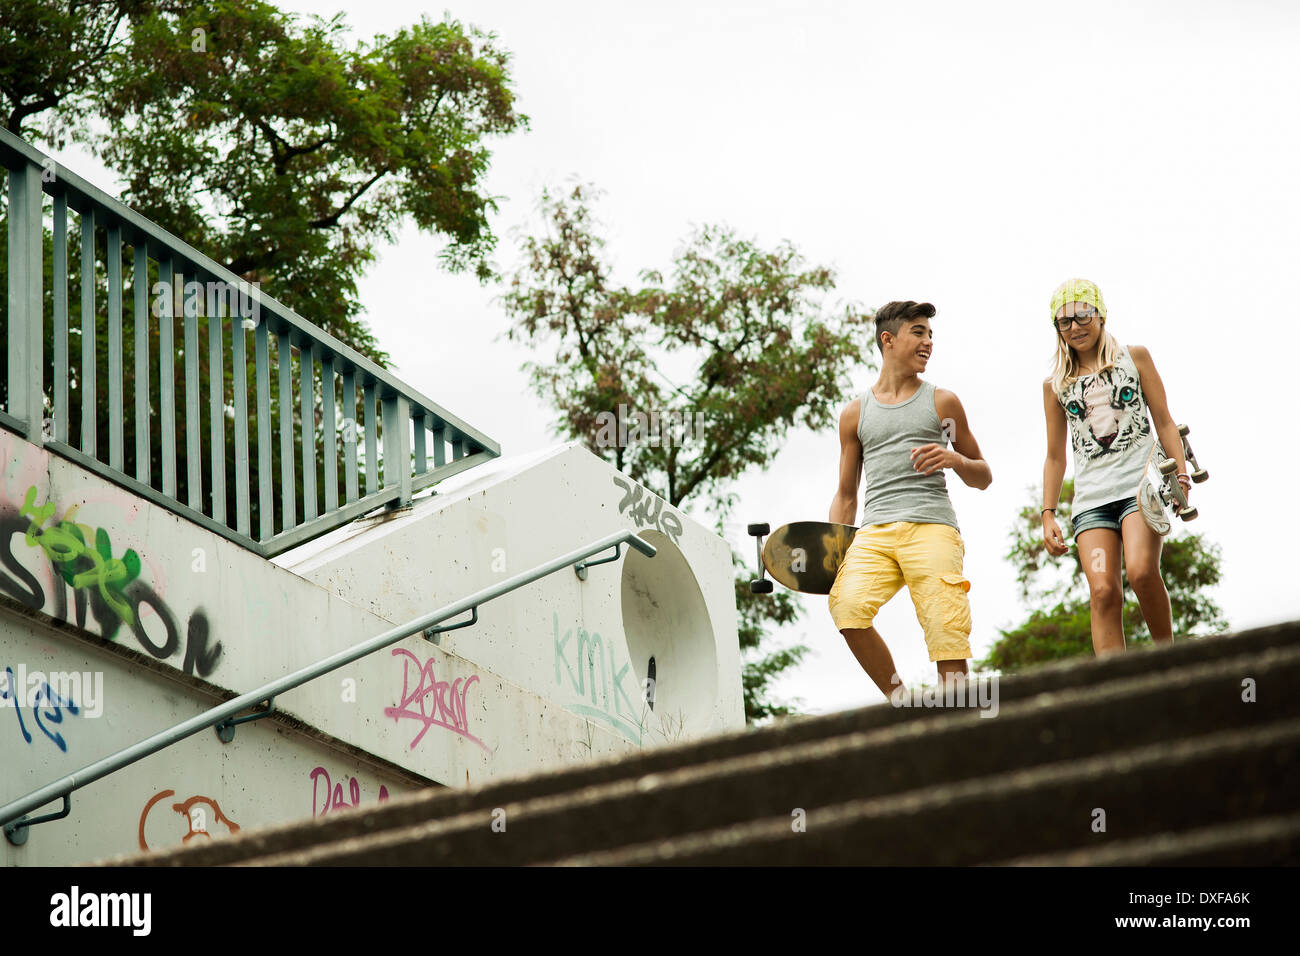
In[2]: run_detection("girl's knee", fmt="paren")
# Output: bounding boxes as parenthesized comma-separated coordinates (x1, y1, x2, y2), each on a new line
(1089, 579, 1122, 608)
(1127, 566, 1164, 593)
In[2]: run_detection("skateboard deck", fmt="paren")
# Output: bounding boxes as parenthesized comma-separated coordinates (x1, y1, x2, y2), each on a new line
(748, 521, 859, 595)
(1136, 423, 1206, 534)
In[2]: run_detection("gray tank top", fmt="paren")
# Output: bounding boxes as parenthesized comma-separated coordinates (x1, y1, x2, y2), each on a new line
(857, 381, 960, 530)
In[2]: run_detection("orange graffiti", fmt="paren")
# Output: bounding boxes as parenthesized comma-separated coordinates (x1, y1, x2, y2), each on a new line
(138, 788, 241, 851)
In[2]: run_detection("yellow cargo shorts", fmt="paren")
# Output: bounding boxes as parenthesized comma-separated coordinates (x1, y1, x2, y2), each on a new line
(828, 521, 972, 662)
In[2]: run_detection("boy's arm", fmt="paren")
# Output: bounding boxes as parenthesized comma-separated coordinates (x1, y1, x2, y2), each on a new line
(1130, 345, 1190, 485)
(914, 388, 993, 489)
(829, 399, 863, 524)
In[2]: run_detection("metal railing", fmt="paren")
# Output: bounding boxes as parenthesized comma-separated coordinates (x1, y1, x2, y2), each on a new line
(0, 529, 656, 843)
(1, 127, 499, 558)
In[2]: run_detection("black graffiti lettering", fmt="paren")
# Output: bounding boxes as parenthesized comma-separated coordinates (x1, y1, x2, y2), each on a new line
(182, 611, 222, 678)
(125, 580, 181, 659)
(0, 494, 229, 679)
(0, 513, 44, 610)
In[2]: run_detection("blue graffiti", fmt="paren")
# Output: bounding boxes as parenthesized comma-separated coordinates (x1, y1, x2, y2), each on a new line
(1, 665, 80, 752)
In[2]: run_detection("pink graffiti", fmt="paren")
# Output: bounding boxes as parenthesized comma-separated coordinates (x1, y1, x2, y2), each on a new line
(309, 766, 390, 817)
(383, 648, 491, 753)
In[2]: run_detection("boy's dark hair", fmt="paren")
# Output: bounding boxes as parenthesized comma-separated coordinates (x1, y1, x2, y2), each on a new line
(874, 300, 936, 353)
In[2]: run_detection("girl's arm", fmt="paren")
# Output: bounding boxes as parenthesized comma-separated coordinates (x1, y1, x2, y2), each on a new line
(1130, 345, 1190, 490)
(1042, 379, 1069, 556)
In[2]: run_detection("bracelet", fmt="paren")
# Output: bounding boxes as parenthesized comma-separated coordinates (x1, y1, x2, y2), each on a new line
(1041, 508, 1056, 516)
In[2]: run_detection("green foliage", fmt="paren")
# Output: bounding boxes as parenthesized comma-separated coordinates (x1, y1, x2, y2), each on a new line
(0, 0, 162, 143)
(2, 1, 527, 365)
(980, 479, 1227, 673)
(732, 550, 807, 721)
(503, 184, 876, 723)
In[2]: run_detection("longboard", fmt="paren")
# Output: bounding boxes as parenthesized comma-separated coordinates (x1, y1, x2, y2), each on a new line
(748, 521, 859, 595)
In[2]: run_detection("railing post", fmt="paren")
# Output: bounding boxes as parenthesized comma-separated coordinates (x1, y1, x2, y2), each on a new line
(6, 160, 44, 445)
(381, 390, 411, 507)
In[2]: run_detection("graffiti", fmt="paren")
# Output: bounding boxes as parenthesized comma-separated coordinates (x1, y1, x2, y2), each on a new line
(137, 789, 241, 851)
(612, 476, 683, 544)
(19, 485, 141, 634)
(309, 766, 390, 817)
(552, 612, 644, 744)
(383, 648, 491, 754)
(0, 664, 80, 752)
(0, 492, 222, 678)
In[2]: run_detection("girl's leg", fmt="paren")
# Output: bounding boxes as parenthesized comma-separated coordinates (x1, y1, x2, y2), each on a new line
(1077, 528, 1125, 654)
(1120, 511, 1173, 642)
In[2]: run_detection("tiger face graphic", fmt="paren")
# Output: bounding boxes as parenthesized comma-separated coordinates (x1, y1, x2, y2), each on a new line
(1060, 365, 1151, 460)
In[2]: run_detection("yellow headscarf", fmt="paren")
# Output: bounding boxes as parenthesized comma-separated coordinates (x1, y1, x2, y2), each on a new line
(1050, 278, 1107, 324)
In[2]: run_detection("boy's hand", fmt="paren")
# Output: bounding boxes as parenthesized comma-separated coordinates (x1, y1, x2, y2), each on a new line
(910, 443, 958, 476)
(1043, 513, 1069, 556)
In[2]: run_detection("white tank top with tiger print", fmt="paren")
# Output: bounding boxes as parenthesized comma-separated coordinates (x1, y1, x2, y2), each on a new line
(1057, 345, 1155, 515)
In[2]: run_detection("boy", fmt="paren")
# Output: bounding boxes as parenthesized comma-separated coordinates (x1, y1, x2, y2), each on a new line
(828, 301, 992, 696)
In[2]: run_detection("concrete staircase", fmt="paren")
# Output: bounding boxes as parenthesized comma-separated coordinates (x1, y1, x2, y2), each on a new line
(108, 622, 1300, 866)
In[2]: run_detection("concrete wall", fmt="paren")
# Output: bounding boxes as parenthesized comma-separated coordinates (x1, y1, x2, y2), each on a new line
(1, 432, 742, 864)
(277, 442, 745, 748)
(0, 610, 414, 866)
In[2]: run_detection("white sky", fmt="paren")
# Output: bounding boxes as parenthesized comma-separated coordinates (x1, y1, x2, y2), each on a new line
(52, 0, 1300, 716)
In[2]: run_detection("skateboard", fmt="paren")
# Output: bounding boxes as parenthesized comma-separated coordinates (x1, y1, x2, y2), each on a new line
(1136, 423, 1208, 535)
(747, 521, 859, 595)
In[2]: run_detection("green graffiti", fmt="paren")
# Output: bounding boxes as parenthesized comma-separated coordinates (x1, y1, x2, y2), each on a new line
(20, 485, 141, 636)
(552, 612, 644, 745)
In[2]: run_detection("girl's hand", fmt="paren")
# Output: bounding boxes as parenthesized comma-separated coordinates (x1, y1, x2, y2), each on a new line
(1043, 513, 1069, 556)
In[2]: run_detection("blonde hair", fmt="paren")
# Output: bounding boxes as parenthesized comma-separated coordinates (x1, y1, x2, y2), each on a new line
(1050, 324, 1120, 396)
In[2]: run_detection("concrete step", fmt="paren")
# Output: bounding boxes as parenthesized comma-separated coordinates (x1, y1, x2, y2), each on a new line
(119, 633, 1300, 866)
(543, 717, 1300, 865)
(995, 811, 1300, 866)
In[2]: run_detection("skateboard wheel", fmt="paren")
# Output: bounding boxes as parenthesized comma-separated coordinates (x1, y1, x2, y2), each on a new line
(1177, 424, 1189, 436)
(1192, 469, 1208, 483)
(750, 579, 774, 594)
(1158, 459, 1177, 476)
(747, 523, 770, 537)
(1179, 507, 1198, 521)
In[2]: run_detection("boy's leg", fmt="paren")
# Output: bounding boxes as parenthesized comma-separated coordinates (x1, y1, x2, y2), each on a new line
(897, 523, 973, 674)
(1077, 527, 1125, 654)
(937, 658, 969, 682)
(840, 627, 902, 698)
(1119, 510, 1172, 642)
(829, 524, 906, 696)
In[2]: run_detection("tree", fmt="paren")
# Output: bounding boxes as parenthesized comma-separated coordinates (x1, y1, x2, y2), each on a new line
(0, 0, 163, 143)
(2, 0, 528, 363)
(502, 184, 876, 722)
(979, 478, 1227, 672)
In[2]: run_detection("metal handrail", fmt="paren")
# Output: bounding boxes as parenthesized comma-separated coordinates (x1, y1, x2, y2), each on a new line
(0, 530, 656, 838)
(1, 126, 500, 558)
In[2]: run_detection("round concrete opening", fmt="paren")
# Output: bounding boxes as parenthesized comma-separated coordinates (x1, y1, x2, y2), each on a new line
(620, 530, 716, 743)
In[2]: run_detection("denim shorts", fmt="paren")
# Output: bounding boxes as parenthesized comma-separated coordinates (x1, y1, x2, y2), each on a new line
(1071, 496, 1140, 536)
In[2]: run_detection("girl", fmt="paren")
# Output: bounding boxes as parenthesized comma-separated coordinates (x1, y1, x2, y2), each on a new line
(1040, 278, 1190, 654)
